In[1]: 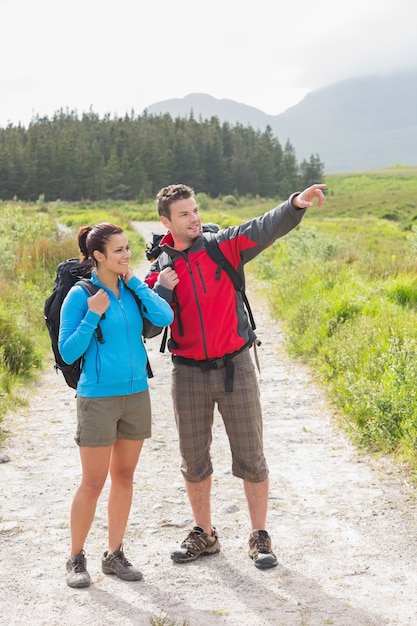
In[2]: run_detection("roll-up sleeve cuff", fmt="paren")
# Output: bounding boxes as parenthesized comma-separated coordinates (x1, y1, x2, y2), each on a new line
(84, 308, 102, 328)
(289, 193, 307, 214)
(153, 284, 173, 302)
(126, 275, 142, 291)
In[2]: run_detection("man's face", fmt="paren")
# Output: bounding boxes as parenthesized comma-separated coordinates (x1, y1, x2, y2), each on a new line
(161, 196, 202, 250)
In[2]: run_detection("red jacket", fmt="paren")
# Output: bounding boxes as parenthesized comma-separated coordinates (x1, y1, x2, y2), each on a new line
(145, 197, 305, 361)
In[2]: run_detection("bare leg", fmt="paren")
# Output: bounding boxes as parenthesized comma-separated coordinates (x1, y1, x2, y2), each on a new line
(244, 477, 269, 530)
(185, 475, 213, 533)
(107, 438, 144, 553)
(70, 446, 111, 555)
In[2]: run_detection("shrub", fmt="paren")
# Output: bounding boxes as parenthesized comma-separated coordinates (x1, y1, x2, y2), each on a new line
(0, 313, 42, 375)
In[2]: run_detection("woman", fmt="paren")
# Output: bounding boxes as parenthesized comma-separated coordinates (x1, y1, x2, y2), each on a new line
(59, 223, 173, 588)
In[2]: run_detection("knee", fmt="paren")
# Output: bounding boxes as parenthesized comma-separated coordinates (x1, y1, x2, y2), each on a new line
(110, 468, 135, 489)
(79, 477, 106, 500)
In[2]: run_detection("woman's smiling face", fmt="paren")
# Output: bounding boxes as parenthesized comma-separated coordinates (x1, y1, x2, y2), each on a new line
(95, 233, 131, 275)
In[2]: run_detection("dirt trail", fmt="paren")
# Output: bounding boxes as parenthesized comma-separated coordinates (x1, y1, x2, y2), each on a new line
(1, 222, 417, 626)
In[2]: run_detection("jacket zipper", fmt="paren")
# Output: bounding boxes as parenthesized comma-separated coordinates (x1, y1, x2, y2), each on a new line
(185, 255, 209, 359)
(195, 261, 207, 293)
(119, 298, 134, 393)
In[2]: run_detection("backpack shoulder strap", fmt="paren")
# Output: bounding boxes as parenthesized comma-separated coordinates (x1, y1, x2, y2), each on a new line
(77, 278, 99, 297)
(203, 235, 256, 330)
(203, 235, 243, 289)
(149, 251, 175, 354)
(77, 279, 104, 344)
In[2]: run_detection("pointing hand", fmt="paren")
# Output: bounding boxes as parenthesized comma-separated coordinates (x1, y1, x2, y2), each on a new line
(293, 184, 326, 209)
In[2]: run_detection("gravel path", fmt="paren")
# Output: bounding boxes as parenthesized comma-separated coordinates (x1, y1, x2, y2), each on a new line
(1, 222, 417, 626)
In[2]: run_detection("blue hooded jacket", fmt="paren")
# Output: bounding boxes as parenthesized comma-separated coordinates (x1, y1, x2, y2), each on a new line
(59, 274, 173, 397)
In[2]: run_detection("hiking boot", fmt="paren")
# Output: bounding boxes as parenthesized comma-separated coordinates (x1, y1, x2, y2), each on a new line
(248, 530, 278, 569)
(66, 550, 91, 588)
(171, 526, 220, 563)
(102, 544, 143, 581)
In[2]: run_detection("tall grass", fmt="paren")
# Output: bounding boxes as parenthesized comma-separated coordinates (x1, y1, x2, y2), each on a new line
(255, 222, 417, 471)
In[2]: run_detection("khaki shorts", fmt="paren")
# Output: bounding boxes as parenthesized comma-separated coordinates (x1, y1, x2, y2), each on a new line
(171, 348, 268, 483)
(75, 390, 151, 447)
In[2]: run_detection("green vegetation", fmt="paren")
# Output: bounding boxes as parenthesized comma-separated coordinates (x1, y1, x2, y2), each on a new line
(253, 166, 417, 473)
(2, 165, 417, 479)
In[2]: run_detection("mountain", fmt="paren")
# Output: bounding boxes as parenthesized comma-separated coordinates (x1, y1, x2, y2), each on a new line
(144, 73, 417, 174)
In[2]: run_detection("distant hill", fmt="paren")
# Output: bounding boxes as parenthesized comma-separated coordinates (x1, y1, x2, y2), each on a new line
(144, 73, 417, 174)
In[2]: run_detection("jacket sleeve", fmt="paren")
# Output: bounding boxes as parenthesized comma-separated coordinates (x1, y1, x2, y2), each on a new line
(126, 276, 174, 325)
(220, 196, 306, 265)
(144, 262, 175, 304)
(58, 285, 102, 365)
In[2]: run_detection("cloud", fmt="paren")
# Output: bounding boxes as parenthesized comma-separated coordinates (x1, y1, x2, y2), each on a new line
(1, 0, 416, 126)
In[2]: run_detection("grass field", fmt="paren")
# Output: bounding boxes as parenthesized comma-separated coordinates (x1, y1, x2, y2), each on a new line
(2, 165, 417, 474)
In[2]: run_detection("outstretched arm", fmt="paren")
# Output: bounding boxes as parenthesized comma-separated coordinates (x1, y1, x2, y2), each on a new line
(292, 184, 326, 209)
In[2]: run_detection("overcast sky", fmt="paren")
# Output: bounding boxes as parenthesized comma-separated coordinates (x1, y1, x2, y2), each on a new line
(1, 0, 416, 128)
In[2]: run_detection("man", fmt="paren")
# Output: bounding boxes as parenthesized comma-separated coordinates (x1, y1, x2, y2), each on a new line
(145, 182, 326, 569)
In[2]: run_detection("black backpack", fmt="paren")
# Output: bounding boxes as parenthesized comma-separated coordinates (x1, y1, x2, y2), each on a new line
(44, 258, 160, 389)
(44, 259, 100, 389)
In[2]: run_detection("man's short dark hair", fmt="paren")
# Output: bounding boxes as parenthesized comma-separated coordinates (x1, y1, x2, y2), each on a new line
(156, 184, 195, 219)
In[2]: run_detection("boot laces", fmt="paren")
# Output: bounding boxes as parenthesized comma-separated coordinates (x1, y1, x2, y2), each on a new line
(114, 549, 132, 567)
(72, 554, 87, 573)
(182, 528, 209, 553)
(254, 531, 271, 554)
